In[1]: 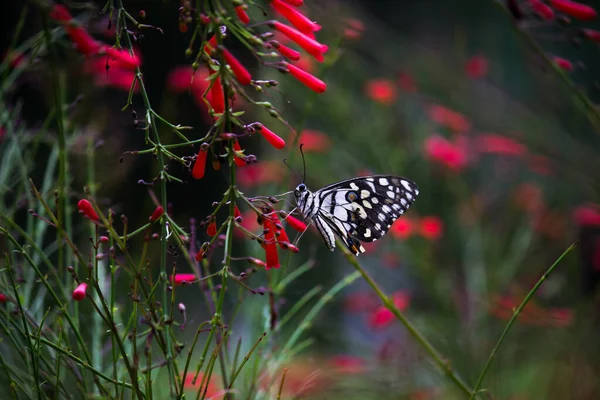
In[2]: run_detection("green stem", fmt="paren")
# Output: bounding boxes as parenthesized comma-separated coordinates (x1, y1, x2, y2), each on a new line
(469, 242, 577, 400)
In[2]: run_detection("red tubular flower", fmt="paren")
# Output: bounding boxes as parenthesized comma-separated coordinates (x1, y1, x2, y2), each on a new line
(234, 205, 242, 220)
(235, 6, 250, 24)
(271, 41, 301, 61)
(284, 214, 307, 232)
(574, 204, 600, 226)
(222, 48, 252, 85)
(271, 21, 328, 61)
(283, 62, 327, 93)
(256, 124, 286, 149)
(282, 0, 304, 6)
(268, 213, 290, 248)
(531, 0, 555, 20)
(192, 147, 208, 179)
(195, 249, 205, 262)
(365, 79, 397, 105)
(78, 199, 99, 221)
(328, 356, 367, 375)
(105, 47, 141, 69)
(271, 0, 321, 34)
(149, 206, 164, 222)
(66, 26, 103, 55)
(72, 283, 88, 301)
(553, 56, 573, 71)
(210, 75, 225, 114)
(368, 291, 410, 330)
(428, 104, 471, 133)
(207, 220, 217, 236)
(391, 218, 413, 239)
(173, 273, 197, 285)
(582, 29, 600, 42)
(476, 134, 527, 156)
(423, 135, 468, 171)
(419, 216, 444, 240)
(50, 4, 73, 21)
(232, 140, 246, 167)
(263, 218, 280, 269)
(0, 293, 7, 304)
(237, 161, 285, 186)
(550, 0, 597, 20)
(288, 129, 331, 152)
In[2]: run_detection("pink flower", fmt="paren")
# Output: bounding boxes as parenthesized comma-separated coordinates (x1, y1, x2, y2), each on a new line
(283, 62, 326, 93)
(288, 129, 331, 152)
(271, 0, 321, 35)
(173, 274, 197, 285)
(574, 204, 600, 226)
(553, 56, 573, 71)
(256, 124, 286, 149)
(391, 218, 413, 239)
(423, 135, 468, 172)
(368, 291, 410, 330)
(531, 0, 555, 20)
(428, 105, 471, 133)
(465, 55, 488, 79)
(550, 0, 597, 20)
(582, 29, 600, 42)
(235, 6, 250, 24)
(72, 283, 88, 301)
(365, 79, 397, 105)
(77, 199, 99, 221)
(237, 161, 285, 186)
(418, 216, 444, 240)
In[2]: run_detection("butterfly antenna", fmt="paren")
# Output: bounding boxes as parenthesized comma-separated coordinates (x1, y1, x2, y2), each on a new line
(283, 157, 303, 182)
(299, 143, 306, 183)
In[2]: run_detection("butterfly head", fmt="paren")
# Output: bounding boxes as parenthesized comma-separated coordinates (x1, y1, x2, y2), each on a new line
(294, 183, 307, 198)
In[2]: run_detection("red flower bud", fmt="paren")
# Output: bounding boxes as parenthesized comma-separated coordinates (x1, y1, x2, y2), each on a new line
(192, 147, 208, 179)
(50, 5, 73, 21)
(550, 0, 597, 20)
(77, 199, 99, 221)
(72, 283, 88, 301)
(207, 220, 217, 236)
(222, 48, 252, 85)
(282, 0, 304, 6)
(247, 257, 267, 268)
(531, 0, 555, 20)
(195, 249, 205, 262)
(255, 124, 286, 149)
(210, 75, 225, 114)
(149, 206, 164, 222)
(582, 28, 600, 42)
(105, 47, 141, 69)
(0, 293, 8, 304)
(553, 56, 573, 71)
(272, 42, 301, 61)
(271, 0, 321, 34)
(271, 21, 328, 62)
(284, 214, 307, 232)
(173, 273, 197, 285)
(262, 218, 280, 269)
(283, 62, 327, 93)
(235, 6, 250, 24)
(234, 205, 242, 220)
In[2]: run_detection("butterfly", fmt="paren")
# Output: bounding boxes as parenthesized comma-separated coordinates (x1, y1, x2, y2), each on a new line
(293, 175, 419, 256)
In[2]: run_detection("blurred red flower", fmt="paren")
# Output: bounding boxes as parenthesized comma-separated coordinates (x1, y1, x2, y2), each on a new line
(343, 18, 365, 40)
(398, 72, 417, 92)
(423, 135, 468, 172)
(574, 204, 600, 226)
(490, 294, 573, 327)
(418, 216, 444, 240)
(365, 79, 397, 105)
(328, 355, 367, 374)
(391, 218, 413, 239)
(235, 210, 262, 238)
(427, 105, 471, 133)
(550, 0, 597, 20)
(553, 56, 573, 72)
(465, 55, 488, 79)
(475, 134, 527, 156)
(181, 372, 220, 396)
(288, 129, 331, 152)
(531, 0, 555, 19)
(368, 291, 410, 330)
(237, 161, 285, 187)
(173, 273, 197, 285)
(343, 291, 380, 313)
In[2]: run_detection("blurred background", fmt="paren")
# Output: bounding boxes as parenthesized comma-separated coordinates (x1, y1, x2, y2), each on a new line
(3, 0, 600, 398)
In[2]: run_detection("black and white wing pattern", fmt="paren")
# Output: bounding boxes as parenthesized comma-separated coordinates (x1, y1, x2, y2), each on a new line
(293, 175, 419, 256)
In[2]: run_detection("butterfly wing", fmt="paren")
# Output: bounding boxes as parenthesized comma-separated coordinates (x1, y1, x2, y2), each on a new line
(313, 175, 419, 255)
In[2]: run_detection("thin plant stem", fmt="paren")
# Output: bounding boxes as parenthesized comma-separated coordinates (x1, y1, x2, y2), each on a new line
(469, 242, 577, 400)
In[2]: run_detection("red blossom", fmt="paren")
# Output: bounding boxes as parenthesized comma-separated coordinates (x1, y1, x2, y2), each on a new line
(398, 72, 417, 92)
(574, 204, 600, 226)
(419, 216, 444, 240)
(104, 47, 141, 68)
(66, 26, 103, 55)
(235, 210, 261, 239)
(181, 372, 220, 395)
(237, 161, 285, 186)
(234, 205, 242, 220)
(423, 135, 468, 172)
(553, 56, 573, 71)
(173, 273, 197, 285)
(284, 214, 308, 232)
(149, 206, 164, 222)
(365, 79, 397, 105)
(476, 134, 527, 156)
(210, 75, 225, 114)
(72, 283, 88, 301)
(93, 69, 139, 92)
(368, 291, 410, 330)
(343, 18, 365, 40)
(220, 48, 252, 85)
(207, 220, 217, 236)
(343, 292, 379, 312)
(271, 21, 328, 62)
(195, 249, 205, 262)
(77, 199, 99, 221)
(283, 62, 326, 93)
(550, 0, 597, 20)
(288, 129, 331, 152)
(530, 0, 555, 20)
(256, 124, 286, 149)
(0, 293, 7, 304)
(282, 0, 304, 6)
(271, 41, 301, 61)
(271, 0, 321, 35)
(582, 28, 600, 42)
(235, 6, 250, 24)
(428, 105, 471, 133)
(263, 218, 281, 269)
(232, 140, 246, 167)
(465, 55, 488, 79)
(192, 147, 208, 179)
(391, 218, 413, 239)
(50, 4, 73, 21)
(490, 294, 574, 327)
(328, 355, 367, 375)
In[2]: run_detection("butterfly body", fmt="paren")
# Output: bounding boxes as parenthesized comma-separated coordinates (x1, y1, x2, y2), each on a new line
(294, 175, 419, 256)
